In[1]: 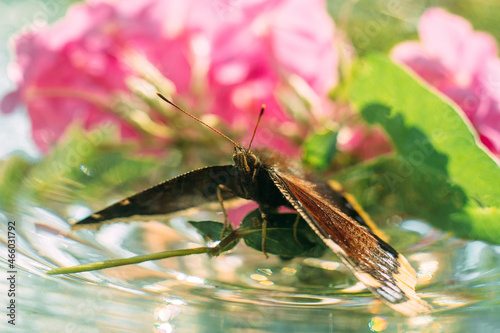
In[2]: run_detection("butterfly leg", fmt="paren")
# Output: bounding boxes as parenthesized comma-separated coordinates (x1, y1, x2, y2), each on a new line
(258, 207, 270, 258)
(217, 184, 231, 239)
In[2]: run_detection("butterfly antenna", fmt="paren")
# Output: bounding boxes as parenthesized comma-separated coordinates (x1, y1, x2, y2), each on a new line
(157, 93, 240, 148)
(248, 104, 265, 150)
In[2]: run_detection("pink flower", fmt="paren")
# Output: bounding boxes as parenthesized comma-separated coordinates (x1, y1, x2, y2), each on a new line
(2, 0, 218, 151)
(391, 8, 500, 156)
(338, 125, 392, 161)
(227, 202, 259, 228)
(208, 0, 338, 154)
(2, 0, 339, 156)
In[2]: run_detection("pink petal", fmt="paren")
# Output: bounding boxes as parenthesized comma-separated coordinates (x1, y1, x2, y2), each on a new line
(440, 85, 479, 119)
(227, 202, 259, 228)
(271, 0, 337, 94)
(455, 32, 498, 85)
(391, 41, 448, 85)
(0, 91, 21, 114)
(418, 8, 473, 71)
(480, 58, 500, 102)
(418, 8, 497, 85)
(476, 107, 500, 154)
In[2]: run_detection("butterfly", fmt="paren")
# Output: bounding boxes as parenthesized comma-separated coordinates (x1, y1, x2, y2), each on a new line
(73, 93, 432, 316)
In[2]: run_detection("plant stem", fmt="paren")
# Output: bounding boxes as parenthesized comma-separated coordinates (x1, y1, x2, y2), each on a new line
(46, 246, 211, 275)
(46, 227, 262, 275)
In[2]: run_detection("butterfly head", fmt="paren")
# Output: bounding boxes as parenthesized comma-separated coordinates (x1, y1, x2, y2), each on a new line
(233, 146, 260, 173)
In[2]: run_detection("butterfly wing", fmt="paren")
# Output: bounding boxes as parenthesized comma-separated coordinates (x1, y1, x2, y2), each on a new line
(268, 169, 431, 316)
(73, 165, 238, 229)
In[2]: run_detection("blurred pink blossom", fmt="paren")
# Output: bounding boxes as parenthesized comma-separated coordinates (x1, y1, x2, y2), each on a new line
(208, 0, 338, 153)
(391, 8, 500, 156)
(2, 0, 219, 151)
(227, 202, 258, 228)
(2, 0, 339, 155)
(338, 125, 392, 160)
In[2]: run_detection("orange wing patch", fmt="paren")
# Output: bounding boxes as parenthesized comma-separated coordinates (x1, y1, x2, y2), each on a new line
(270, 170, 431, 316)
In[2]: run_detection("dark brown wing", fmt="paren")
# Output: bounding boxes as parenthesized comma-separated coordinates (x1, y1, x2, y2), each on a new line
(73, 165, 238, 229)
(268, 169, 431, 316)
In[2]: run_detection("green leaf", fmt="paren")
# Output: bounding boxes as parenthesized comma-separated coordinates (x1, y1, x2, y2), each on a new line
(189, 221, 227, 241)
(188, 221, 238, 252)
(241, 209, 326, 258)
(344, 54, 500, 244)
(0, 155, 30, 213)
(303, 128, 338, 170)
